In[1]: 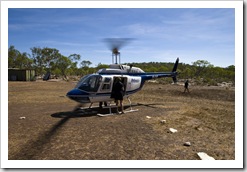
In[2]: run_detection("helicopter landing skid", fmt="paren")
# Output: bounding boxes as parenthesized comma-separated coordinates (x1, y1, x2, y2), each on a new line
(97, 97, 138, 117)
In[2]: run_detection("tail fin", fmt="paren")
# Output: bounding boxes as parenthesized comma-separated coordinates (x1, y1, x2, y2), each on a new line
(172, 58, 179, 72)
(172, 58, 179, 83)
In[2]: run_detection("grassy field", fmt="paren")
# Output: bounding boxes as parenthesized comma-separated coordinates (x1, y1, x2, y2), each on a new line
(8, 80, 235, 161)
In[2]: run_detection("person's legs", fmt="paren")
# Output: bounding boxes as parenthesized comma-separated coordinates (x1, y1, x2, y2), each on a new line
(120, 100, 124, 114)
(99, 102, 103, 108)
(184, 86, 189, 93)
(115, 100, 120, 114)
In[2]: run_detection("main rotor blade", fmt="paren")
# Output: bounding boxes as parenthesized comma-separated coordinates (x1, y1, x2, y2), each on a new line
(103, 38, 134, 52)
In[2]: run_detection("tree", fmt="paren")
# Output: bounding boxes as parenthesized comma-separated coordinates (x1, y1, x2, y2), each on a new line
(30, 47, 45, 74)
(80, 60, 92, 75)
(226, 65, 235, 72)
(55, 55, 72, 78)
(31, 47, 61, 75)
(15, 52, 33, 69)
(41, 47, 61, 70)
(192, 60, 214, 77)
(8, 46, 33, 69)
(96, 63, 109, 70)
(80, 60, 92, 68)
(8, 45, 21, 68)
(182, 67, 193, 79)
(68, 54, 81, 75)
(69, 54, 81, 62)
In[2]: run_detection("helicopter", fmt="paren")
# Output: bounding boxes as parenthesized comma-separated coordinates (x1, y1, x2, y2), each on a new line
(66, 38, 179, 115)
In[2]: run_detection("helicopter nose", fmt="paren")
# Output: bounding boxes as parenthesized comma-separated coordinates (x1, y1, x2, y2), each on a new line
(67, 88, 84, 96)
(66, 89, 90, 103)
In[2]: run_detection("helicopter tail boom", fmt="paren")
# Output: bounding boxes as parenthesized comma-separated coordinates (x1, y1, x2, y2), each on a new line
(141, 58, 179, 83)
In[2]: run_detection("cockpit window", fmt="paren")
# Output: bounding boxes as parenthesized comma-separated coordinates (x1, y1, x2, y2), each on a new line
(75, 75, 90, 88)
(101, 77, 112, 91)
(104, 77, 111, 83)
(76, 75, 102, 92)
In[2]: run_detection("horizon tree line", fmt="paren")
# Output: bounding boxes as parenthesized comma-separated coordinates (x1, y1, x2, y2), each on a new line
(8, 45, 235, 85)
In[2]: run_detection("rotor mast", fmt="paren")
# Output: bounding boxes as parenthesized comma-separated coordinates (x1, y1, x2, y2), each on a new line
(112, 48, 121, 64)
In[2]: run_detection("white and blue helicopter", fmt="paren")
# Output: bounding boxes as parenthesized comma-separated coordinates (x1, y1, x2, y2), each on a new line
(66, 39, 179, 115)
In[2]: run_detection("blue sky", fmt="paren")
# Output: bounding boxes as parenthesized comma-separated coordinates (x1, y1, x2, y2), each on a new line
(8, 8, 235, 67)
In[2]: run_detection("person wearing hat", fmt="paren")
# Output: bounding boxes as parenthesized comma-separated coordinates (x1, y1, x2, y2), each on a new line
(111, 77, 125, 114)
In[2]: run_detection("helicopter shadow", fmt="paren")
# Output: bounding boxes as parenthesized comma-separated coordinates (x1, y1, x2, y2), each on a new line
(10, 116, 71, 160)
(51, 107, 101, 118)
(134, 103, 163, 109)
(51, 105, 131, 118)
(51, 103, 162, 119)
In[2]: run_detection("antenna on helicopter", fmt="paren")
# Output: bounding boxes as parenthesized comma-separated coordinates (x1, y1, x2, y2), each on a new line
(103, 38, 133, 64)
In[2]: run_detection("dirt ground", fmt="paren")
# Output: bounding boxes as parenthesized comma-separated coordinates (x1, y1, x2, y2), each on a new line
(8, 80, 235, 160)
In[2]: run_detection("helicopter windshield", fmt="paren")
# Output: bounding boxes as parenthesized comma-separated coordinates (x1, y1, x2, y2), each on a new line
(76, 75, 102, 92)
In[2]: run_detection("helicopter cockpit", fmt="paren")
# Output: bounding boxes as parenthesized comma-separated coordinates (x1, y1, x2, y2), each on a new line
(76, 74, 102, 92)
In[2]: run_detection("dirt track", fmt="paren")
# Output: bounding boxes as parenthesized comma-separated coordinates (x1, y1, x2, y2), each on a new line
(8, 80, 235, 160)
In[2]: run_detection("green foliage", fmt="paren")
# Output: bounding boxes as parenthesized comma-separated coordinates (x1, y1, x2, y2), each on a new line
(8, 45, 235, 85)
(30, 47, 63, 75)
(96, 63, 109, 70)
(192, 60, 214, 77)
(55, 55, 72, 77)
(126, 62, 173, 72)
(80, 60, 92, 68)
(8, 45, 33, 69)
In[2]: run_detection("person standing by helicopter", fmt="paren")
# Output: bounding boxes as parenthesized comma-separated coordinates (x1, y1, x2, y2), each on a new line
(111, 77, 125, 114)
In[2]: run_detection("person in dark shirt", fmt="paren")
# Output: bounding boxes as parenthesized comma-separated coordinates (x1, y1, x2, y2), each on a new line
(184, 79, 190, 93)
(111, 77, 125, 114)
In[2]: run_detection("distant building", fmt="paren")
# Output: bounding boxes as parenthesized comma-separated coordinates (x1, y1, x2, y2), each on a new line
(8, 68, 36, 81)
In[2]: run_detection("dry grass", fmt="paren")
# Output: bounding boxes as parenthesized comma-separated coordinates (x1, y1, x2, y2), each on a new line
(8, 81, 235, 160)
